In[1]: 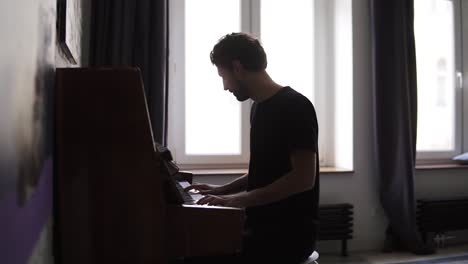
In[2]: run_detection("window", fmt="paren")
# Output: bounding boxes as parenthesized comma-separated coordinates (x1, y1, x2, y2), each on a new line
(414, 0, 464, 160)
(168, 0, 353, 169)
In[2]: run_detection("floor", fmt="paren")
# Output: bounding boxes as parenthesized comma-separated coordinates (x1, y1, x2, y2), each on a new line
(318, 244, 468, 264)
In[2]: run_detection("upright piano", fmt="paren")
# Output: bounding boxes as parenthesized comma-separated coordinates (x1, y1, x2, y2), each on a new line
(55, 67, 243, 264)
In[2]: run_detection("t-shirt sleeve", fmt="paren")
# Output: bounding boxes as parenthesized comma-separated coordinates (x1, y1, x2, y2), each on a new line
(285, 98, 319, 153)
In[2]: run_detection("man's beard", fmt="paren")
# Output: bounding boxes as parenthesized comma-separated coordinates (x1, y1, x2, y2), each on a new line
(233, 91, 249, 102)
(233, 80, 249, 102)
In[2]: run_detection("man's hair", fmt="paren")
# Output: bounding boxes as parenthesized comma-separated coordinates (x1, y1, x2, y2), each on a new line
(210, 32, 267, 72)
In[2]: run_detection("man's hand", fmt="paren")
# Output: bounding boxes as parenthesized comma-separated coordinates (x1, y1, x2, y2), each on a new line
(184, 183, 226, 195)
(196, 192, 248, 208)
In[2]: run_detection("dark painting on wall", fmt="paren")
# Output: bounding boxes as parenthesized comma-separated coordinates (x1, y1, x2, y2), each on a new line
(57, 0, 81, 64)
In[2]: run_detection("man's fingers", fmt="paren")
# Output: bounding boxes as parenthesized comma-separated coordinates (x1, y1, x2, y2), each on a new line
(185, 184, 220, 195)
(184, 183, 205, 192)
(196, 195, 226, 206)
(196, 195, 214, 205)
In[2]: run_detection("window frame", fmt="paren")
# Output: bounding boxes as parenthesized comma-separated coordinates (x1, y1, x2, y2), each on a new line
(168, 0, 251, 169)
(168, 0, 352, 169)
(415, 0, 464, 161)
(462, 0, 468, 154)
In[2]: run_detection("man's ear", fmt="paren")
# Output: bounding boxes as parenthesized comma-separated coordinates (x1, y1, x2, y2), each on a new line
(232, 60, 243, 77)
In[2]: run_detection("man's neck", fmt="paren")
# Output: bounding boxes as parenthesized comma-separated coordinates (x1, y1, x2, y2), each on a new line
(247, 72, 283, 102)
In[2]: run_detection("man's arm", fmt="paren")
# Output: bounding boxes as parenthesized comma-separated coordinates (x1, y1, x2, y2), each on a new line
(185, 173, 248, 195)
(197, 149, 316, 207)
(221, 173, 249, 194)
(244, 150, 316, 206)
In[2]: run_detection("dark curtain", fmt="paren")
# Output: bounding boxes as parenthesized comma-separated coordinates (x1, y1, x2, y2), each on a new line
(89, 0, 168, 145)
(370, 0, 433, 254)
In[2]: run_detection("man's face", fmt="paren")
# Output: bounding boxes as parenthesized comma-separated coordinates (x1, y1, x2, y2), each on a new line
(217, 66, 249, 102)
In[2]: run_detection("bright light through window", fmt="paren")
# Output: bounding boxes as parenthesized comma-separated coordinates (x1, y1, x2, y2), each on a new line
(260, 0, 315, 103)
(169, 0, 353, 168)
(414, 0, 456, 152)
(185, 0, 241, 155)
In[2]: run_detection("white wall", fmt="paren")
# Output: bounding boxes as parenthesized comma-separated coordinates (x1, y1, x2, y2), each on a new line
(1, 1, 57, 263)
(29, 0, 91, 263)
(195, 0, 468, 253)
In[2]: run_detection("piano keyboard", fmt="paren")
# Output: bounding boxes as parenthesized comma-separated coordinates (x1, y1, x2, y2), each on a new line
(176, 181, 204, 205)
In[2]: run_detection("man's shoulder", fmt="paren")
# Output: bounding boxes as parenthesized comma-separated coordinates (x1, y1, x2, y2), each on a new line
(278, 87, 315, 114)
(281, 87, 312, 104)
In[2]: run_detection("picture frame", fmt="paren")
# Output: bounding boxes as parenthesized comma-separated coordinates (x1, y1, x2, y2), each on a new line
(57, 0, 80, 64)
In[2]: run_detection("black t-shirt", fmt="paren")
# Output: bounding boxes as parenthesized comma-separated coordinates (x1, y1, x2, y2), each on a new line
(246, 86, 320, 234)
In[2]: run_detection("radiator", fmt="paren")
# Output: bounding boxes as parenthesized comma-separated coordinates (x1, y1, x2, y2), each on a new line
(318, 203, 354, 256)
(417, 197, 468, 243)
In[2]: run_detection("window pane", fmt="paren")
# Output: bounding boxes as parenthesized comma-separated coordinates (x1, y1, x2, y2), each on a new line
(185, 0, 241, 155)
(260, 0, 314, 103)
(415, 0, 456, 151)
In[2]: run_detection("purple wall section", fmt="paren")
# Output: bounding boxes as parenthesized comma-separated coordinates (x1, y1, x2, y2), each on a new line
(0, 158, 53, 264)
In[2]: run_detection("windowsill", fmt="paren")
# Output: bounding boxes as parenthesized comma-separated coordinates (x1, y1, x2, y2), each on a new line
(416, 162, 468, 170)
(320, 166, 354, 174)
(189, 166, 354, 176)
(189, 168, 247, 177)
(416, 159, 468, 170)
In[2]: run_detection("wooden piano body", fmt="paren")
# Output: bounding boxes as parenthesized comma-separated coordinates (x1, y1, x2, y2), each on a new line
(55, 67, 243, 264)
